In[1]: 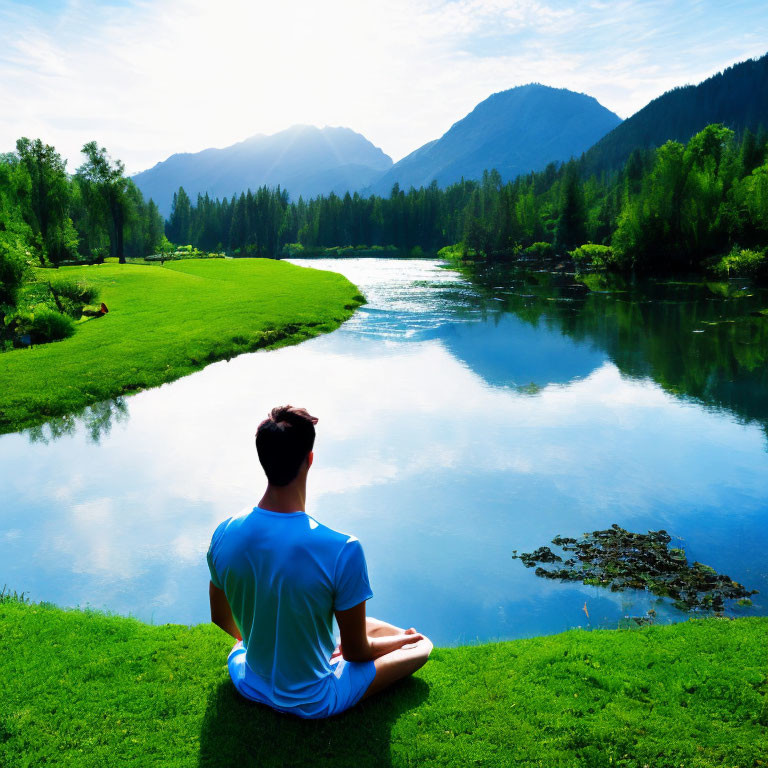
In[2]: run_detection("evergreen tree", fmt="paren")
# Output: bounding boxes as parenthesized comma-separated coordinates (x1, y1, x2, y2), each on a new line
(167, 187, 192, 245)
(554, 161, 586, 251)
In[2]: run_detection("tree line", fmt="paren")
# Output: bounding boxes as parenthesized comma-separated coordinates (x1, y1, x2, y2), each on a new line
(167, 124, 767, 275)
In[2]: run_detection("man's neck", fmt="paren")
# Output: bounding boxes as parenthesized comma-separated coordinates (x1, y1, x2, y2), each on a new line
(258, 480, 306, 514)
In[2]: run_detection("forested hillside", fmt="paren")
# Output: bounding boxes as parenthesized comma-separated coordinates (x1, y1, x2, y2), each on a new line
(582, 52, 768, 175)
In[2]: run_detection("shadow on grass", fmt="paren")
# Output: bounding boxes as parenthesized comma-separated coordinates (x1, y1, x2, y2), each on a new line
(198, 677, 429, 768)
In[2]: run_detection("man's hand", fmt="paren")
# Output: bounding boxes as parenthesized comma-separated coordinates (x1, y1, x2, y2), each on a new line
(335, 602, 425, 662)
(368, 629, 424, 659)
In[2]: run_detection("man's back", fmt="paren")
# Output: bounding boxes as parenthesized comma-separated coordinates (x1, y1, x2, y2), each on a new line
(207, 506, 373, 708)
(206, 404, 432, 719)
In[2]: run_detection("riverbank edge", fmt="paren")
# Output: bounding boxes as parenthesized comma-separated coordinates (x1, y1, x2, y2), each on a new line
(0, 259, 365, 435)
(1, 600, 765, 767)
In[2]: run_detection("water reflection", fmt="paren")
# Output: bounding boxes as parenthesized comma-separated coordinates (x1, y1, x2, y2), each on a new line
(1, 258, 766, 644)
(459, 262, 768, 438)
(437, 315, 606, 391)
(25, 398, 129, 445)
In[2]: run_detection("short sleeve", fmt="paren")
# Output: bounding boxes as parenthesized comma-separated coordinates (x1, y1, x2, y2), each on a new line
(333, 537, 373, 611)
(206, 518, 229, 590)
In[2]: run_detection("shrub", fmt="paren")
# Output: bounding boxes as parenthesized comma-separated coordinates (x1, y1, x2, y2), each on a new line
(708, 247, 768, 280)
(523, 241, 553, 257)
(48, 278, 100, 309)
(282, 243, 305, 257)
(437, 244, 471, 261)
(15, 307, 75, 344)
(569, 243, 620, 269)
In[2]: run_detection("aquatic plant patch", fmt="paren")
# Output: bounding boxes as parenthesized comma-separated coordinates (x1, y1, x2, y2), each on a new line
(512, 524, 758, 612)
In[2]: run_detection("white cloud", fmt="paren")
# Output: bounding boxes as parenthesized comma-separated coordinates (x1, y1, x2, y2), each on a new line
(1, 0, 765, 174)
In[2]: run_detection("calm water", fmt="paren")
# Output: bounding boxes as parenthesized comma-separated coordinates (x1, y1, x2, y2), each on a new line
(1, 258, 767, 645)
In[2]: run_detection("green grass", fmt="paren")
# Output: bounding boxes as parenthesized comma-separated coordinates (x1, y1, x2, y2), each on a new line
(0, 259, 364, 434)
(1, 600, 765, 768)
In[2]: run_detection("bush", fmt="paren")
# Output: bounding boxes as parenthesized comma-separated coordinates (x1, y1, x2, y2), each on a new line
(15, 307, 75, 344)
(708, 247, 768, 280)
(569, 243, 621, 269)
(437, 244, 472, 261)
(48, 278, 99, 309)
(281, 243, 305, 257)
(523, 241, 553, 257)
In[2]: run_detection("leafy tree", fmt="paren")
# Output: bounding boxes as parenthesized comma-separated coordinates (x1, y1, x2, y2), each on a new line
(15, 138, 76, 266)
(76, 142, 131, 263)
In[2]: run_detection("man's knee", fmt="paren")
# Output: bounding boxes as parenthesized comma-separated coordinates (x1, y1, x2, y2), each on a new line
(408, 636, 433, 671)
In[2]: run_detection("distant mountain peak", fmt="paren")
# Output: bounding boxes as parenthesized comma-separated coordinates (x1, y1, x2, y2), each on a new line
(368, 84, 621, 195)
(133, 124, 393, 215)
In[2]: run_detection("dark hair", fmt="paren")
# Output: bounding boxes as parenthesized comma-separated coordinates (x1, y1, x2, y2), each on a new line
(256, 405, 318, 486)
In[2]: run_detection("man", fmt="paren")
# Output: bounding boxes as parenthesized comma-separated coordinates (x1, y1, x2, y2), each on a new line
(207, 405, 433, 719)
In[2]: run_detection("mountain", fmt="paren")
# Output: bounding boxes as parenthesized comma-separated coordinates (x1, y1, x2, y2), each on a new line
(582, 52, 768, 175)
(132, 125, 393, 216)
(368, 84, 621, 195)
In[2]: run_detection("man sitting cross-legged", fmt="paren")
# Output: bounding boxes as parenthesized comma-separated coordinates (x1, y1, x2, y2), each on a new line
(207, 405, 433, 719)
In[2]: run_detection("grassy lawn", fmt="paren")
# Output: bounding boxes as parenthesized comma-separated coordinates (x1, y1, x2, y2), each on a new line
(1, 600, 765, 768)
(0, 259, 364, 434)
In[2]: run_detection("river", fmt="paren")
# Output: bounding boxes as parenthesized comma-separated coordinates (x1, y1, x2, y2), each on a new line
(1, 258, 766, 645)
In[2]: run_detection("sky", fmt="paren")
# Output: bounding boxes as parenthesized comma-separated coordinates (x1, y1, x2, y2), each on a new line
(1, 0, 767, 175)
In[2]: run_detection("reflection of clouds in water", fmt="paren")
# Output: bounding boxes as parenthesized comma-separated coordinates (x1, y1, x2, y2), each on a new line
(50, 497, 136, 578)
(317, 457, 400, 496)
(10, 337, 768, 605)
(52, 474, 86, 502)
(170, 530, 211, 564)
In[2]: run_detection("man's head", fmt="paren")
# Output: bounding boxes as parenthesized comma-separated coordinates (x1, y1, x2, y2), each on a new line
(256, 405, 318, 486)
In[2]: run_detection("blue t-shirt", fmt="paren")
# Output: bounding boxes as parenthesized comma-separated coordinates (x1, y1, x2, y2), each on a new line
(206, 507, 373, 707)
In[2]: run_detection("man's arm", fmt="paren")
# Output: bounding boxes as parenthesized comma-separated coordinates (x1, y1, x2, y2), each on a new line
(209, 581, 242, 641)
(335, 601, 422, 662)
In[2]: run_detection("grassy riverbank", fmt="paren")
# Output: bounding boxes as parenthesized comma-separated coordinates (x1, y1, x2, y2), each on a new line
(1, 601, 765, 768)
(0, 259, 364, 434)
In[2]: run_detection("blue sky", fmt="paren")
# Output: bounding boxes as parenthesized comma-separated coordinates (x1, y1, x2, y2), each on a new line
(1, 0, 766, 173)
